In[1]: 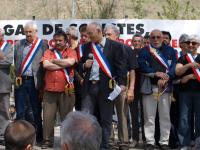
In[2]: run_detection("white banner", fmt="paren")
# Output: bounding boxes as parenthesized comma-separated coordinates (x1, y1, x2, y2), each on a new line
(1, 19, 200, 48)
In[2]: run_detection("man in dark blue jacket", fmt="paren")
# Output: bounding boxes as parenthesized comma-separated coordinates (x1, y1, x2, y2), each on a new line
(138, 29, 176, 150)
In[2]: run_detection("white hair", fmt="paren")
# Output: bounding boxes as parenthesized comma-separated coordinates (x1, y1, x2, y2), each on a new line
(66, 26, 78, 39)
(104, 24, 120, 37)
(179, 34, 189, 43)
(61, 111, 102, 150)
(189, 34, 200, 43)
(24, 21, 38, 31)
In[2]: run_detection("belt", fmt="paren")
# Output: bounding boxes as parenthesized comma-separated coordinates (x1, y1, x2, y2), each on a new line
(89, 80, 99, 84)
(22, 76, 34, 80)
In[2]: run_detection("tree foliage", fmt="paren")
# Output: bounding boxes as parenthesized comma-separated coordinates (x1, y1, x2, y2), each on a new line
(157, 0, 200, 19)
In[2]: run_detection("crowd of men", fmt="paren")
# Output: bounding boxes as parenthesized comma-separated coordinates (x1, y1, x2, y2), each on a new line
(0, 21, 200, 150)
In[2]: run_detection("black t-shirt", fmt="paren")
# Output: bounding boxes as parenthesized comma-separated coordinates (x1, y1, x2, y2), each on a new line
(177, 54, 200, 92)
(124, 45, 138, 71)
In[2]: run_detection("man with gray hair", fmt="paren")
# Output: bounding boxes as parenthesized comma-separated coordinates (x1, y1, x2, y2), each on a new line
(14, 21, 48, 144)
(0, 28, 13, 145)
(80, 22, 127, 150)
(178, 34, 190, 58)
(104, 24, 138, 150)
(61, 111, 102, 150)
(176, 34, 200, 150)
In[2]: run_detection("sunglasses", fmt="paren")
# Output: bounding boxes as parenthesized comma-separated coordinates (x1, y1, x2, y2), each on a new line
(150, 36, 161, 39)
(184, 41, 199, 45)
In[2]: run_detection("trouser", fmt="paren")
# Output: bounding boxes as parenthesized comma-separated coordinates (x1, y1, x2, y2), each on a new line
(0, 93, 10, 136)
(114, 90, 129, 145)
(178, 92, 200, 147)
(142, 86, 171, 145)
(81, 82, 113, 150)
(129, 91, 145, 142)
(15, 78, 43, 142)
(43, 91, 75, 143)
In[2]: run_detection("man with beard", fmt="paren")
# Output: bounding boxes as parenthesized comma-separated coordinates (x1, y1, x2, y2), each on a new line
(41, 30, 77, 149)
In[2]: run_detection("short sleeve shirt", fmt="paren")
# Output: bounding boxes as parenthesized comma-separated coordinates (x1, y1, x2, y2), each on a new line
(41, 48, 77, 92)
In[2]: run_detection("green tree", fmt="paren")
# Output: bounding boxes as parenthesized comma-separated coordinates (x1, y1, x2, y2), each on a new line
(157, 0, 200, 19)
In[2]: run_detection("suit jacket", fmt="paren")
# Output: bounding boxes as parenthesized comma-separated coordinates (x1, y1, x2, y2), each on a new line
(14, 39, 48, 90)
(138, 44, 176, 85)
(0, 43, 13, 93)
(80, 38, 127, 100)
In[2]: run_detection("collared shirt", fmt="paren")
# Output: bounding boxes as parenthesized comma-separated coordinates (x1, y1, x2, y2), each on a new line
(41, 47, 77, 92)
(22, 40, 33, 76)
(89, 37, 106, 81)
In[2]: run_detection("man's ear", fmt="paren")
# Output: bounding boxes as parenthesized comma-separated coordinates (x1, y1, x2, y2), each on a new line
(25, 144, 32, 150)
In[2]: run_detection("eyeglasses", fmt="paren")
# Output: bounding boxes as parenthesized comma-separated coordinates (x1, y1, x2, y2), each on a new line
(184, 41, 199, 45)
(150, 36, 161, 39)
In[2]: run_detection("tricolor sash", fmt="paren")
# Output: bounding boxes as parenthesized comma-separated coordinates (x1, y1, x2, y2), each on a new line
(176, 50, 181, 60)
(186, 53, 200, 82)
(91, 43, 121, 100)
(91, 43, 112, 78)
(148, 45, 169, 71)
(78, 44, 83, 60)
(19, 38, 43, 76)
(0, 41, 9, 52)
(53, 49, 73, 84)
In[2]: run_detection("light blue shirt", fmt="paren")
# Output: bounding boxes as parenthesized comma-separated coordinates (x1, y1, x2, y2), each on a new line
(89, 37, 106, 81)
(22, 41, 33, 76)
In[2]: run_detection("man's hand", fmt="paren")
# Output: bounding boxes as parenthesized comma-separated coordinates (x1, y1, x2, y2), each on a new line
(120, 85, 126, 92)
(126, 89, 134, 103)
(157, 79, 168, 89)
(84, 59, 93, 69)
(188, 62, 200, 69)
(181, 74, 196, 84)
(155, 72, 169, 80)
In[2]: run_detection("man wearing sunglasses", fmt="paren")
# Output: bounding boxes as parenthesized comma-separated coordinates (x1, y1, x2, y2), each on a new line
(176, 35, 200, 150)
(138, 29, 176, 150)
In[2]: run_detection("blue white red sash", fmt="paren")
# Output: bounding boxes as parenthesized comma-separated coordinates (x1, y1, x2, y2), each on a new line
(186, 53, 200, 82)
(0, 41, 9, 52)
(78, 44, 83, 60)
(176, 50, 181, 60)
(19, 38, 43, 76)
(91, 43, 112, 78)
(148, 45, 169, 71)
(53, 49, 73, 84)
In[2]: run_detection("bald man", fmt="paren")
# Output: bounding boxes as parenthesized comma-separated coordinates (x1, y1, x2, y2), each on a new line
(138, 29, 176, 150)
(80, 22, 127, 150)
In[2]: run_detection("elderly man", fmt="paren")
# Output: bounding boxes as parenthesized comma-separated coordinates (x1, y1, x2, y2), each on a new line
(0, 28, 13, 144)
(104, 24, 137, 150)
(14, 21, 48, 143)
(80, 22, 127, 150)
(4, 120, 36, 150)
(61, 111, 102, 150)
(41, 30, 77, 149)
(138, 29, 176, 150)
(176, 35, 200, 150)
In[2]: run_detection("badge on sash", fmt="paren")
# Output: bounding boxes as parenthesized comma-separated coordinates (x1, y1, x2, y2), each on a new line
(15, 77, 22, 87)
(109, 79, 116, 89)
(65, 83, 74, 96)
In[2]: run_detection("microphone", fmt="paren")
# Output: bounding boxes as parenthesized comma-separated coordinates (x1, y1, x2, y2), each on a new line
(88, 53, 93, 60)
